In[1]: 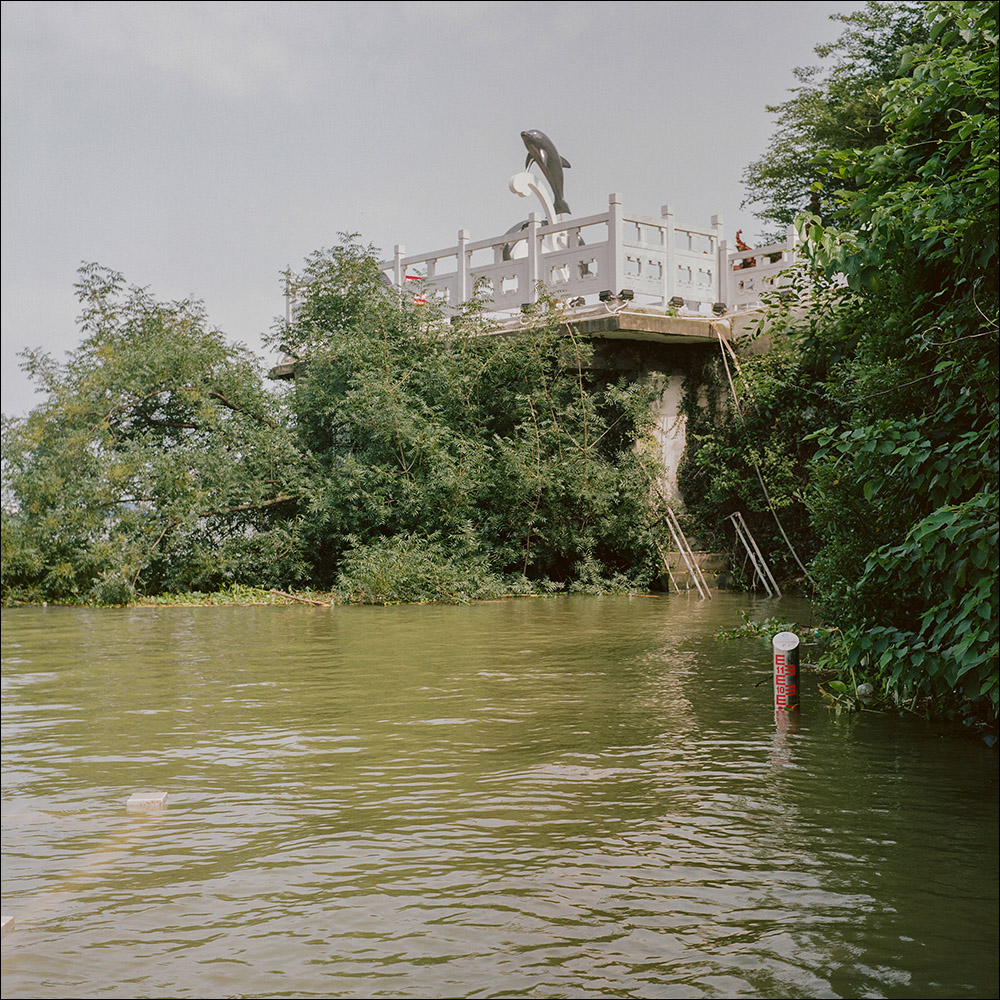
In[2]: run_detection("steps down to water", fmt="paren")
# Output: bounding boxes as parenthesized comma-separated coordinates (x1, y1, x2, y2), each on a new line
(660, 550, 731, 590)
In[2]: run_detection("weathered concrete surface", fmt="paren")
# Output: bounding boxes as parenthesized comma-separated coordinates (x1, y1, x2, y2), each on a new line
(270, 308, 730, 381)
(650, 375, 687, 500)
(559, 308, 732, 346)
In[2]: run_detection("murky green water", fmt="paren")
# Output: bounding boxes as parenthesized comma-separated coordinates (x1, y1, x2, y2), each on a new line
(2, 595, 997, 998)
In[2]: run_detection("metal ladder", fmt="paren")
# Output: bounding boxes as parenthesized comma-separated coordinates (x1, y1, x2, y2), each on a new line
(728, 511, 781, 597)
(661, 505, 712, 600)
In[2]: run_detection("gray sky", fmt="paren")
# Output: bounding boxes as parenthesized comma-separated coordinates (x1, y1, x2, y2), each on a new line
(2, 0, 864, 416)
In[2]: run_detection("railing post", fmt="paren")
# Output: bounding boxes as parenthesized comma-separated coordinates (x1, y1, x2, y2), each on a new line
(786, 222, 798, 262)
(526, 213, 540, 303)
(394, 244, 405, 288)
(457, 229, 470, 304)
(720, 237, 732, 308)
(712, 214, 725, 306)
(608, 193, 623, 295)
(661, 203, 675, 306)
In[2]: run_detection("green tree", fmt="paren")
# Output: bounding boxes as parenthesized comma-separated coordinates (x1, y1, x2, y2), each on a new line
(3, 249, 666, 607)
(742, 1, 928, 235)
(690, 0, 997, 724)
(2, 264, 305, 604)
(272, 240, 662, 600)
(677, 322, 837, 584)
(800, 0, 999, 721)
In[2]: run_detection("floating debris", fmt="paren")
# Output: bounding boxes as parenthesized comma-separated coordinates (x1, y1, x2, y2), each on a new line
(126, 791, 168, 812)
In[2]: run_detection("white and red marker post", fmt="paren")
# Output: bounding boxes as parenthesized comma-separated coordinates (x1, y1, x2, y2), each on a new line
(772, 631, 800, 712)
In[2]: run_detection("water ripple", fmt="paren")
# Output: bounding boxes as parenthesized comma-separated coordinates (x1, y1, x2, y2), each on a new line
(2, 598, 996, 998)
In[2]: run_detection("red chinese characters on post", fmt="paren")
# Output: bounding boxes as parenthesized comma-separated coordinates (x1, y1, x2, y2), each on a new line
(772, 634, 801, 712)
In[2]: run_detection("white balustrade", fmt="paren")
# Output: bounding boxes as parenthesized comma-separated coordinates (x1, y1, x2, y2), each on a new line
(727, 224, 800, 312)
(286, 198, 798, 322)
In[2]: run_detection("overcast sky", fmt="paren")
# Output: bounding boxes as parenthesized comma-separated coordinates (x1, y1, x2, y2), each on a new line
(2, 0, 865, 415)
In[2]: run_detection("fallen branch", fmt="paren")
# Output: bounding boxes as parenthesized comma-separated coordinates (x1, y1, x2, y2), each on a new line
(269, 588, 329, 607)
(200, 495, 297, 517)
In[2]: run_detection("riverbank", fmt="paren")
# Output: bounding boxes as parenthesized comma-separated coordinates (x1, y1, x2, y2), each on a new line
(3, 581, 657, 609)
(2, 584, 319, 609)
(2, 550, 745, 610)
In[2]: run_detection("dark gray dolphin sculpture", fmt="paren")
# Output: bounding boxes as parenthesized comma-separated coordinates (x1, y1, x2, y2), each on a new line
(501, 216, 585, 260)
(502, 218, 534, 262)
(521, 129, 571, 216)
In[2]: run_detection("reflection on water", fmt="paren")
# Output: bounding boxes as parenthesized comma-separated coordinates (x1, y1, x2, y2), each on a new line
(2, 595, 997, 998)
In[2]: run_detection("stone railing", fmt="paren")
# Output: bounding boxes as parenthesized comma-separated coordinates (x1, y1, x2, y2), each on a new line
(285, 195, 798, 322)
(727, 229, 799, 313)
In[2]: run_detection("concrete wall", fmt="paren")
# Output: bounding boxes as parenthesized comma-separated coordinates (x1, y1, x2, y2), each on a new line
(587, 338, 713, 507)
(650, 374, 687, 501)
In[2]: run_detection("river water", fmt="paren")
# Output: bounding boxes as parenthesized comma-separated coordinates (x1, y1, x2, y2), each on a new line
(1, 595, 996, 999)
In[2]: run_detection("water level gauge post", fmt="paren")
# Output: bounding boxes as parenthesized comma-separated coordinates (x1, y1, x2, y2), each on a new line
(772, 631, 800, 712)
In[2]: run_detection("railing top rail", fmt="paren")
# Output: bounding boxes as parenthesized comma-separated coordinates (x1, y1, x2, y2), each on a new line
(463, 213, 614, 253)
(380, 245, 460, 269)
(380, 212, 620, 270)
(622, 212, 716, 236)
(728, 238, 794, 259)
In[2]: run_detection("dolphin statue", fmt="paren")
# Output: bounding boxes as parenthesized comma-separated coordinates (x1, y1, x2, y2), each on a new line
(501, 216, 585, 260)
(502, 218, 534, 261)
(521, 129, 571, 216)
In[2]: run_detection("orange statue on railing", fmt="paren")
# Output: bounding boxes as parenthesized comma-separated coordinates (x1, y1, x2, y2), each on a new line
(734, 230, 756, 269)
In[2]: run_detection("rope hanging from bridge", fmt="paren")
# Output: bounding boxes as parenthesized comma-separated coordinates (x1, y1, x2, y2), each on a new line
(714, 326, 816, 586)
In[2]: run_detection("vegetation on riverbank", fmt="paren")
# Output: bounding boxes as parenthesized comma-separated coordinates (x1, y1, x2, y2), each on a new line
(687, 0, 998, 726)
(2, 249, 663, 609)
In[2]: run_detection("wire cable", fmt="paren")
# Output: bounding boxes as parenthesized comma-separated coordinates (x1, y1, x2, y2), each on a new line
(715, 326, 816, 586)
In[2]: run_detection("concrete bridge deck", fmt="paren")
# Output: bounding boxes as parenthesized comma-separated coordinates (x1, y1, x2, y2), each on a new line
(539, 307, 731, 346)
(269, 307, 735, 381)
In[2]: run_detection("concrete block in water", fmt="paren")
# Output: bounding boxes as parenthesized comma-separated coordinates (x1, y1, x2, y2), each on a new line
(2, 915, 13, 937)
(126, 791, 168, 812)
